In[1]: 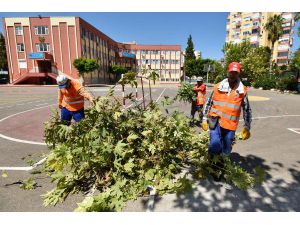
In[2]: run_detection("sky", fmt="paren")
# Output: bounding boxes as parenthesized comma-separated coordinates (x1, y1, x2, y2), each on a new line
(1, 12, 299, 60)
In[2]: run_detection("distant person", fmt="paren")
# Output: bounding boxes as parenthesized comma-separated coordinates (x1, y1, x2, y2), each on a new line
(202, 62, 252, 180)
(190, 76, 206, 126)
(56, 75, 94, 124)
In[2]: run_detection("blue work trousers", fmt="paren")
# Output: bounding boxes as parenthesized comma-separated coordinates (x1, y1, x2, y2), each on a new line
(208, 122, 235, 156)
(61, 107, 85, 123)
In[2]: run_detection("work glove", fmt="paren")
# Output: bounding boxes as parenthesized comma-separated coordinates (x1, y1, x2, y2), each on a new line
(241, 127, 251, 140)
(201, 120, 209, 131)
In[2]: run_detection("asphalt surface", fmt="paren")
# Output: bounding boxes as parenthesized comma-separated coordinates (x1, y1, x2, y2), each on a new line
(0, 84, 300, 211)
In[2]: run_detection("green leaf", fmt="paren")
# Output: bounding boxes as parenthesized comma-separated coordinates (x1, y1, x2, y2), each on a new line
(124, 159, 135, 173)
(20, 178, 37, 190)
(2, 171, 8, 178)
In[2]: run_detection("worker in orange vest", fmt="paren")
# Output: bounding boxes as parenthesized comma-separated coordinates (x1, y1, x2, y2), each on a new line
(202, 62, 252, 180)
(56, 75, 94, 124)
(190, 76, 206, 127)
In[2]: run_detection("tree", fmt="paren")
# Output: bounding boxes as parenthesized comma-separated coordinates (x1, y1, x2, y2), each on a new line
(264, 14, 284, 75)
(118, 71, 137, 106)
(184, 58, 197, 80)
(184, 35, 196, 81)
(73, 58, 99, 78)
(294, 13, 300, 37)
(185, 35, 196, 61)
(0, 32, 8, 70)
(241, 46, 271, 82)
(148, 70, 159, 85)
(290, 48, 300, 72)
(223, 41, 271, 82)
(110, 64, 128, 82)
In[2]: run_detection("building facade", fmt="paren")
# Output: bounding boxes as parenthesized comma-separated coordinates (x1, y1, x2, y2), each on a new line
(130, 44, 183, 82)
(3, 16, 182, 85)
(226, 12, 295, 66)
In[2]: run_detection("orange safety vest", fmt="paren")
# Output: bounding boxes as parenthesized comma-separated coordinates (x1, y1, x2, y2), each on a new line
(208, 82, 247, 131)
(60, 80, 84, 112)
(193, 84, 206, 105)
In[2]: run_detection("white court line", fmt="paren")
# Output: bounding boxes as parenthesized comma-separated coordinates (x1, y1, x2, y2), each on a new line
(287, 128, 300, 135)
(0, 104, 55, 144)
(0, 157, 47, 171)
(155, 88, 167, 103)
(239, 114, 300, 121)
(35, 103, 48, 107)
(0, 133, 46, 146)
(124, 93, 150, 109)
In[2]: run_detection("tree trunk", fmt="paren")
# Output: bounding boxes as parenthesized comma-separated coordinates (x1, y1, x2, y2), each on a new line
(122, 85, 125, 106)
(141, 77, 145, 110)
(148, 79, 152, 102)
(269, 44, 274, 77)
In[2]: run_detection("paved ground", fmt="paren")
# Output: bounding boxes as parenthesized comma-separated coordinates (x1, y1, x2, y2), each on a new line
(0, 84, 300, 211)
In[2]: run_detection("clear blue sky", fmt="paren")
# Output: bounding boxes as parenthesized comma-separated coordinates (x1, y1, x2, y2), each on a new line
(1, 12, 299, 59)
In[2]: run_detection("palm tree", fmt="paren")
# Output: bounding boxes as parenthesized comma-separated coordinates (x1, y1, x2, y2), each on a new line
(264, 14, 284, 76)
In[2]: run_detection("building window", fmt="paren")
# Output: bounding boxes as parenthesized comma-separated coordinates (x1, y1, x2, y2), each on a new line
(15, 26, 23, 35)
(277, 59, 288, 64)
(243, 31, 251, 36)
(278, 52, 289, 57)
(36, 43, 50, 52)
(252, 29, 258, 34)
(282, 29, 291, 34)
(18, 59, 27, 69)
(17, 43, 24, 52)
(34, 26, 49, 35)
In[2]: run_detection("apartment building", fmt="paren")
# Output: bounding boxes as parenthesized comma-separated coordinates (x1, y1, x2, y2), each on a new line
(226, 12, 295, 66)
(3, 16, 182, 85)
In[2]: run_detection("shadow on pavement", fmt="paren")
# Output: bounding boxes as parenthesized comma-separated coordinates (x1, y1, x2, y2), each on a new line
(171, 153, 300, 211)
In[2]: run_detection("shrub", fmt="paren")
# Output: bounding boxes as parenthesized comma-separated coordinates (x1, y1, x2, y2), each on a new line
(252, 76, 277, 90)
(276, 76, 298, 91)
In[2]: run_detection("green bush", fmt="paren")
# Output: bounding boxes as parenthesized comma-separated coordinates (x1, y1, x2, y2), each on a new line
(252, 76, 277, 90)
(276, 76, 298, 91)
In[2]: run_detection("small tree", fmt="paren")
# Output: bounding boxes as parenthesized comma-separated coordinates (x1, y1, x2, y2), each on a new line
(118, 71, 137, 106)
(148, 70, 159, 85)
(73, 58, 99, 83)
(110, 64, 128, 82)
(264, 14, 284, 76)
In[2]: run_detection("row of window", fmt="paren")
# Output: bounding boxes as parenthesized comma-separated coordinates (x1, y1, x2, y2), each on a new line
(15, 26, 48, 35)
(139, 59, 180, 65)
(16, 43, 50, 52)
(136, 68, 181, 74)
(277, 52, 289, 57)
(137, 50, 180, 55)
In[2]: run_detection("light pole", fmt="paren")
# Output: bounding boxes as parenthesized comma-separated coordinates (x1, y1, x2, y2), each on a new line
(206, 64, 211, 84)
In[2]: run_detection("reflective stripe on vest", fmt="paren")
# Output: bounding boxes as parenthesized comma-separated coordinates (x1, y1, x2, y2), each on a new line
(212, 100, 241, 110)
(210, 108, 239, 121)
(64, 96, 83, 100)
(66, 100, 84, 105)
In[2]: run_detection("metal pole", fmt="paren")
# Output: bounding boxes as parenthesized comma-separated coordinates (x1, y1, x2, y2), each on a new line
(206, 64, 210, 84)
